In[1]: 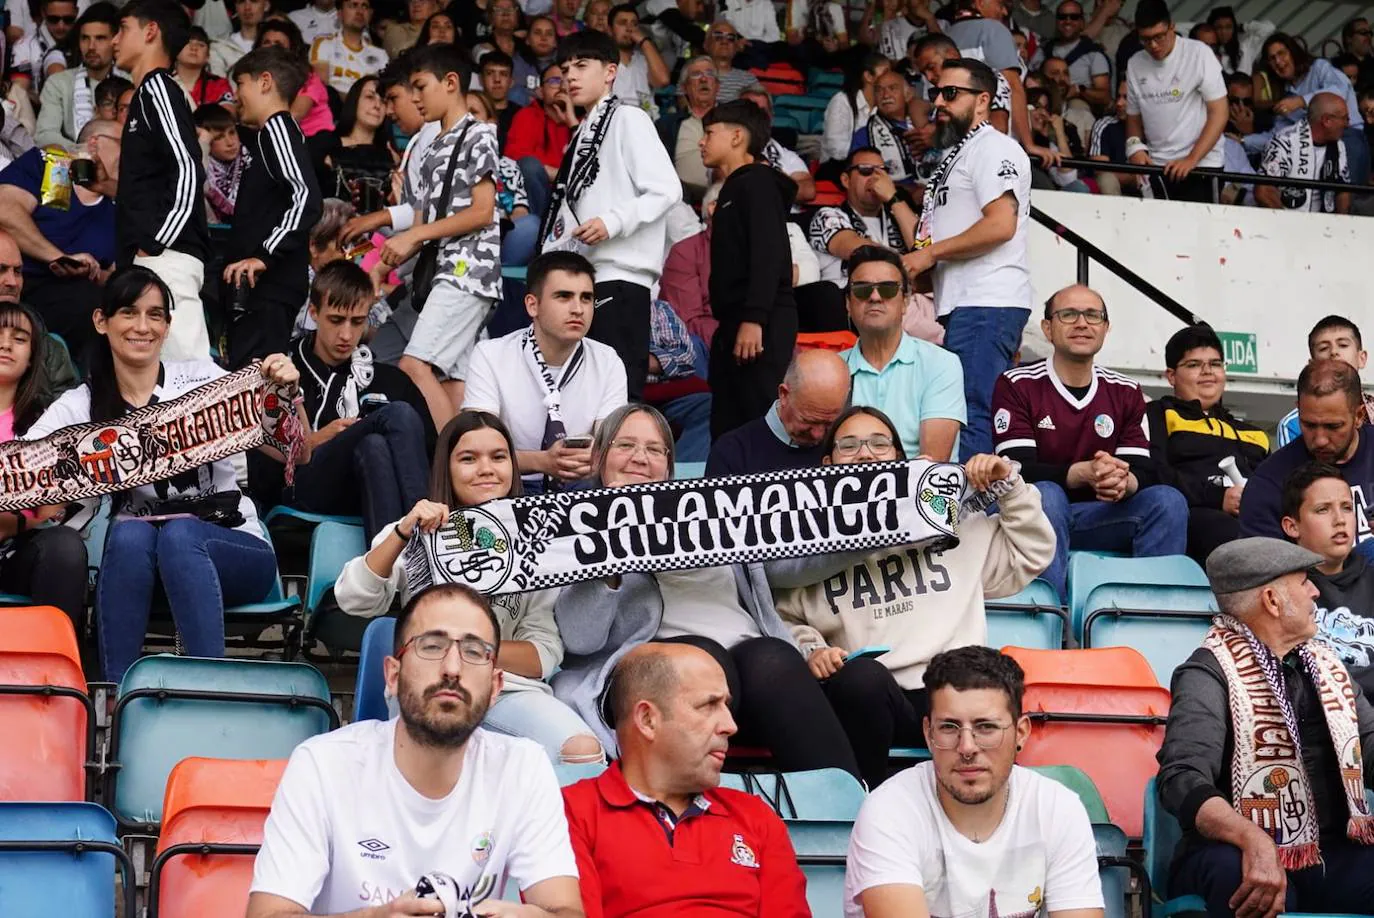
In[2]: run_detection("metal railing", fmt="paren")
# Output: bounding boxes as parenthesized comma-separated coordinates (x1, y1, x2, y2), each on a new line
(1042, 155, 1374, 195)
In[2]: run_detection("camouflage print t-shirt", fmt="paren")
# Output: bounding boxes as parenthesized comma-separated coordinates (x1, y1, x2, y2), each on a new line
(414, 114, 502, 299)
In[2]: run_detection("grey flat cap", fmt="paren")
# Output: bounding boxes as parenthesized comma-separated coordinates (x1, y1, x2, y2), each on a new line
(1205, 537, 1325, 594)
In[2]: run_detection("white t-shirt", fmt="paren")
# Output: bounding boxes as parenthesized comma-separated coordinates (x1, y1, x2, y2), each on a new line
(290, 5, 341, 44)
(209, 32, 255, 82)
(311, 32, 391, 94)
(22, 360, 265, 541)
(1125, 36, 1226, 168)
(787, 0, 847, 40)
(250, 720, 579, 912)
(929, 126, 1032, 315)
(845, 763, 1105, 918)
(462, 330, 628, 481)
(722, 0, 781, 43)
(612, 52, 659, 119)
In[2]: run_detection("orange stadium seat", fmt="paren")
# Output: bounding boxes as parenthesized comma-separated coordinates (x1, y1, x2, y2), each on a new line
(750, 63, 805, 95)
(795, 331, 857, 353)
(0, 606, 92, 801)
(148, 757, 287, 918)
(1003, 645, 1161, 689)
(812, 180, 844, 206)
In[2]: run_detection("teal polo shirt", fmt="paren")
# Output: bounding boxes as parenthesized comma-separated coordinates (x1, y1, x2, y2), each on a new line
(841, 334, 967, 458)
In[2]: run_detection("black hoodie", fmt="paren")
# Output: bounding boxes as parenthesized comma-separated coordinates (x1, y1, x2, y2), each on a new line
(708, 162, 798, 329)
(1145, 395, 1270, 509)
(1311, 551, 1374, 698)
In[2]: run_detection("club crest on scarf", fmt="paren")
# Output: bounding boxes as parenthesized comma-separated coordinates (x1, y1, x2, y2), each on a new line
(416, 506, 515, 593)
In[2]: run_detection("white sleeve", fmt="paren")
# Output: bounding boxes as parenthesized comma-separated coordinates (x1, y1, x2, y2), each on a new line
(1125, 62, 1141, 117)
(970, 142, 1029, 210)
(1043, 783, 1107, 912)
(600, 109, 682, 241)
(845, 782, 930, 904)
(509, 589, 563, 676)
(822, 93, 854, 163)
(333, 526, 403, 618)
(460, 341, 503, 414)
(1199, 47, 1227, 102)
(508, 745, 580, 891)
(21, 388, 91, 439)
(249, 744, 332, 909)
(595, 354, 628, 425)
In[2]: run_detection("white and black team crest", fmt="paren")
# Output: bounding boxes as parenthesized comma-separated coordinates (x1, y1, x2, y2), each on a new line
(997, 159, 1019, 179)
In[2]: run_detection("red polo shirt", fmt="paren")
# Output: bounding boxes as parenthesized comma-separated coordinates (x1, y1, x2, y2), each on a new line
(505, 102, 572, 170)
(562, 762, 810, 918)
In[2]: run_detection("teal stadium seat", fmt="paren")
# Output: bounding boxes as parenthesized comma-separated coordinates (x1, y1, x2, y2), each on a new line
(107, 655, 337, 829)
(788, 819, 850, 918)
(675, 460, 707, 479)
(986, 578, 1069, 650)
(806, 69, 844, 94)
(718, 768, 865, 821)
(1143, 776, 1207, 916)
(354, 616, 395, 722)
(0, 802, 135, 917)
(263, 506, 363, 532)
(554, 762, 608, 786)
(1033, 765, 1143, 918)
(305, 521, 368, 618)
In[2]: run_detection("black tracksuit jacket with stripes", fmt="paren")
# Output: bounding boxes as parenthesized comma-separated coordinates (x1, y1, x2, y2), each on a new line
(115, 69, 210, 264)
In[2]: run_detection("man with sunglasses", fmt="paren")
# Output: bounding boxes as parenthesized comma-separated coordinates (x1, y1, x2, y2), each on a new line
(248, 583, 585, 918)
(846, 646, 1105, 918)
(1040, 0, 1111, 112)
(991, 284, 1188, 599)
(1341, 17, 1374, 90)
(703, 19, 763, 103)
(12, 0, 80, 91)
(807, 148, 917, 290)
(34, 1, 121, 148)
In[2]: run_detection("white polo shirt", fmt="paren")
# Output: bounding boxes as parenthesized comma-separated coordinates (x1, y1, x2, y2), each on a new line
(1125, 36, 1227, 167)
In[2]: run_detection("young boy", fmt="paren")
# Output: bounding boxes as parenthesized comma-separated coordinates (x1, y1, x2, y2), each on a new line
(699, 98, 797, 440)
(1277, 315, 1371, 447)
(112, 0, 211, 361)
(285, 260, 432, 542)
(1281, 460, 1374, 698)
(223, 45, 323, 367)
(193, 103, 243, 223)
(376, 42, 500, 428)
(540, 29, 680, 401)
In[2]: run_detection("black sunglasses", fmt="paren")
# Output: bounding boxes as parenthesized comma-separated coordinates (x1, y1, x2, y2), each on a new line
(1228, 95, 1253, 108)
(1057, 11, 1083, 19)
(1354, 28, 1374, 37)
(46, 13, 77, 23)
(851, 281, 903, 300)
(928, 84, 982, 103)
(848, 163, 886, 176)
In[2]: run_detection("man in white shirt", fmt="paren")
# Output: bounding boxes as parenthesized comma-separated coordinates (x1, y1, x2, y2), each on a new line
(903, 58, 1031, 463)
(609, 3, 669, 118)
(1125, 0, 1228, 203)
(289, 0, 339, 45)
(463, 251, 628, 491)
(247, 582, 585, 918)
(879, 0, 939, 62)
(846, 645, 1106, 918)
(12, 0, 78, 90)
(719, 0, 778, 47)
(807, 148, 917, 289)
(311, 0, 390, 94)
(1256, 92, 1353, 214)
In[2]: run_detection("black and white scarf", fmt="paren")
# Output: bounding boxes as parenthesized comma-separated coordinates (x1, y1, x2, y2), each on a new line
(538, 95, 620, 250)
(521, 326, 585, 451)
(915, 120, 990, 249)
(841, 201, 905, 251)
(868, 113, 916, 182)
(1272, 120, 1346, 213)
(296, 335, 376, 425)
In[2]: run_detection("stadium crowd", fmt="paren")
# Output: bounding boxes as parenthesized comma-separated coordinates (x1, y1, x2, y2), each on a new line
(1, 0, 1374, 913)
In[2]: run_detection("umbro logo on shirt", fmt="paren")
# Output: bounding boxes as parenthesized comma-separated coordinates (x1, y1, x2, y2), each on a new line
(357, 838, 390, 860)
(1037, 416, 1057, 430)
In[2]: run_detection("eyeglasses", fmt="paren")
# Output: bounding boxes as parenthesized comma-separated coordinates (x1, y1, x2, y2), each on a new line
(46, 14, 77, 23)
(1177, 358, 1225, 372)
(610, 438, 669, 460)
(686, 70, 717, 82)
(850, 280, 902, 300)
(543, 75, 562, 85)
(1138, 26, 1173, 47)
(1354, 28, 1373, 37)
(848, 163, 886, 177)
(928, 84, 982, 103)
(930, 721, 1014, 750)
(833, 434, 895, 457)
(1228, 95, 1253, 108)
(1052, 308, 1107, 325)
(397, 631, 497, 664)
(1057, 11, 1083, 20)
(709, 30, 738, 41)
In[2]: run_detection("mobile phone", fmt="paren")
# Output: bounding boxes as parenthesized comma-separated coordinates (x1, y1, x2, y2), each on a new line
(845, 645, 891, 662)
(563, 436, 593, 449)
(359, 393, 390, 417)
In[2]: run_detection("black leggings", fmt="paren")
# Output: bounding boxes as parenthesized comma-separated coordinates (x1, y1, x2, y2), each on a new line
(660, 635, 861, 780)
(821, 656, 929, 789)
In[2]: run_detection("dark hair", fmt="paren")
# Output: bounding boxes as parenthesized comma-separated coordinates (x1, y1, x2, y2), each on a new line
(254, 15, 306, 57)
(1188, 22, 1215, 41)
(95, 74, 134, 108)
(912, 32, 958, 58)
(378, 53, 413, 94)
(337, 75, 388, 143)
(556, 28, 618, 66)
(1281, 460, 1348, 522)
(1134, 0, 1170, 29)
(844, 145, 883, 171)
(819, 405, 909, 462)
(87, 265, 175, 426)
(943, 57, 997, 96)
(310, 259, 373, 312)
(1308, 314, 1363, 354)
(1298, 359, 1364, 410)
(1260, 33, 1313, 86)
(118, 0, 192, 59)
(1207, 6, 1242, 67)
(429, 410, 524, 504)
(416, 11, 457, 47)
(0, 303, 51, 435)
(78, 1, 120, 33)
(479, 48, 514, 72)
(526, 250, 595, 297)
(923, 646, 1026, 719)
(609, 2, 637, 26)
(192, 101, 235, 130)
(1345, 17, 1371, 42)
(1334, 51, 1361, 73)
(702, 99, 769, 158)
(1224, 69, 1252, 90)
(394, 583, 502, 656)
(844, 51, 889, 118)
(844, 244, 909, 296)
(408, 40, 472, 87)
(187, 23, 209, 44)
(1042, 285, 1107, 320)
(231, 44, 309, 100)
(1164, 323, 1223, 369)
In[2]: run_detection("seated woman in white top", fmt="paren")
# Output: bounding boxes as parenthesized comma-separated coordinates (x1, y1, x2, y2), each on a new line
(23, 266, 303, 682)
(333, 409, 604, 765)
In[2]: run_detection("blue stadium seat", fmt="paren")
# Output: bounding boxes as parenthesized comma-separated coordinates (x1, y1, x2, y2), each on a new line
(0, 802, 134, 917)
(719, 769, 865, 820)
(1143, 776, 1207, 916)
(675, 461, 707, 479)
(787, 820, 850, 918)
(806, 69, 844, 94)
(1094, 822, 1135, 918)
(554, 762, 607, 786)
(354, 616, 396, 723)
(107, 655, 337, 829)
(263, 505, 363, 532)
(0, 592, 32, 605)
(501, 265, 529, 281)
(986, 578, 1069, 650)
(1031, 764, 1109, 822)
(305, 521, 368, 618)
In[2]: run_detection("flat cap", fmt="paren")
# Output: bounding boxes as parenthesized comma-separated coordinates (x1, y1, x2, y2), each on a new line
(1205, 537, 1325, 594)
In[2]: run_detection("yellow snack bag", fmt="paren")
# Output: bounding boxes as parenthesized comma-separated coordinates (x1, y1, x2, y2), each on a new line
(40, 146, 73, 211)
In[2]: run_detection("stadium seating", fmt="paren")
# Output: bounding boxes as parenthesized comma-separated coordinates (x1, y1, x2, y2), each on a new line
(263, 505, 364, 533)
(1143, 776, 1207, 917)
(0, 801, 134, 917)
(749, 63, 805, 95)
(718, 768, 865, 821)
(355, 615, 396, 722)
(675, 460, 707, 479)
(986, 578, 1069, 650)
(554, 761, 608, 786)
(787, 819, 850, 918)
(148, 757, 286, 918)
(795, 331, 857, 353)
(107, 655, 336, 829)
(0, 605, 94, 802)
(304, 520, 368, 621)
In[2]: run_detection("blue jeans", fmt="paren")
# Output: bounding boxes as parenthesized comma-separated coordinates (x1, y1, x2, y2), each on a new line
(481, 689, 604, 764)
(943, 306, 1031, 461)
(501, 213, 541, 267)
(97, 518, 278, 682)
(661, 391, 712, 462)
(517, 156, 552, 220)
(1034, 481, 1189, 599)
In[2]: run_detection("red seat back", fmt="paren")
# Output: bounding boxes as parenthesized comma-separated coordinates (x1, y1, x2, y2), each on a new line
(796, 331, 857, 353)
(0, 606, 87, 801)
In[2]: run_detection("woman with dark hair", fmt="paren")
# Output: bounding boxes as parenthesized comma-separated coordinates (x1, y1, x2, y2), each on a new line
(523, 15, 558, 74)
(416, 10, 458, 47)
(255, 18, 335, 140)
(175, 25, 234, 107)
(772, 405, 1054, 788)
(325, 74, 396, 212)
(1206, 6, 1264, 75)
(821, 50, 889, 168)
(334, 409, 604, 765)
(0, 302, 89, 628)
(550, 403, 863, 776)
(22, 266, 303, 682)
(1257, 32, 1367, 181)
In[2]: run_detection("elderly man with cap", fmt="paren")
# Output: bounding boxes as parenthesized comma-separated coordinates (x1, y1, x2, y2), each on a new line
(1157, 536, 1374, 918)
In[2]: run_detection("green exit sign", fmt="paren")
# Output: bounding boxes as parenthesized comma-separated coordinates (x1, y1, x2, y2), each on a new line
(1217, 331, 1258, 375)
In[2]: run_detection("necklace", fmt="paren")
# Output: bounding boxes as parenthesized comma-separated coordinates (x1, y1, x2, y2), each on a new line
(968, 784, 1011, 844)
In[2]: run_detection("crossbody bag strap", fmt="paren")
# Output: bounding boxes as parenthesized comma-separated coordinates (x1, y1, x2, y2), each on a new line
(431, 120, 474, 222)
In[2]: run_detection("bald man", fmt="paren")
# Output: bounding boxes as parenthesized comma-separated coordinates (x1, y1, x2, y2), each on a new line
(561, 643, 810, 918)
(706, 347, 852, 476)
(1257, 92, 1354, 214)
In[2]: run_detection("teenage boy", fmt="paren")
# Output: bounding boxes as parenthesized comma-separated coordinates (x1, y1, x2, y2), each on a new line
(310, 0, 389, 94)
(699, 99, 796, 440)
(378, 42, 501, 428)
(288, 260, 433, 542)
(1281, 460, 1374, 699)
(223, 46, 323, 367)
(479, 49, 520, 146)
(539, 29, 681, 402)
(112, 0, 212, 361)
(1277, 315, 1371, 447)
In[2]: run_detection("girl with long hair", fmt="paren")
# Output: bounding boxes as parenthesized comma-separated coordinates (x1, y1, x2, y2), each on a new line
(326, 75, 396, 211)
